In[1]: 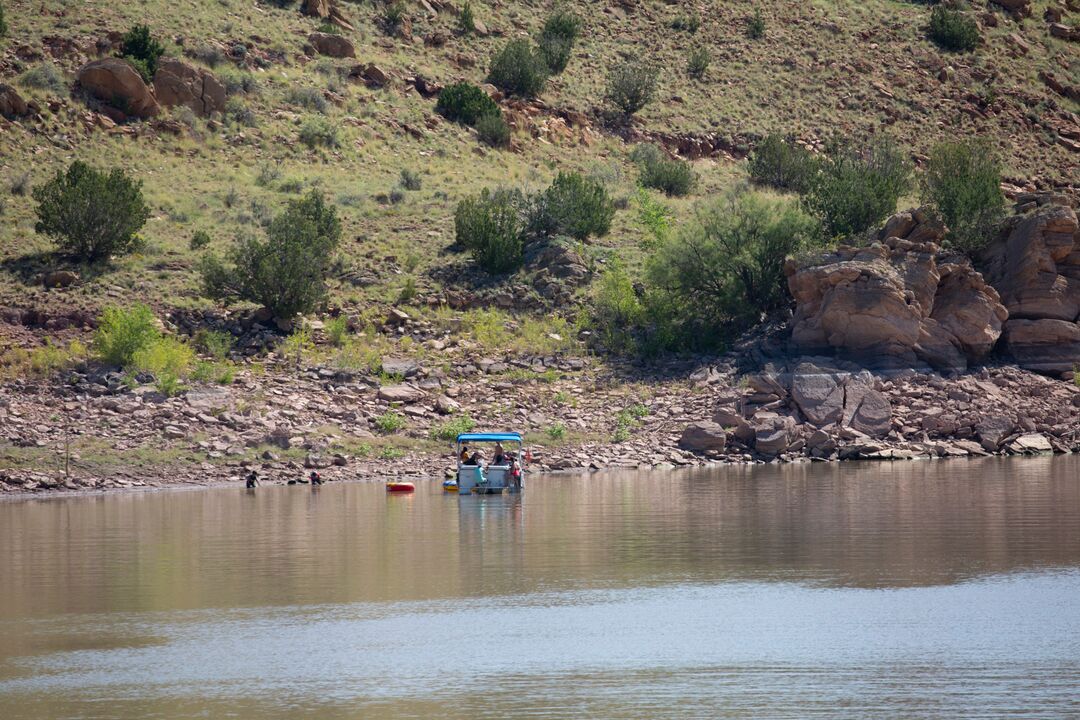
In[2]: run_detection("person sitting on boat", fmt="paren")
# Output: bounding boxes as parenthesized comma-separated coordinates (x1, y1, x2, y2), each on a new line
(492, 443, 508, 466)
(466, 451, 487, 484)
(459, 445, 471, 463)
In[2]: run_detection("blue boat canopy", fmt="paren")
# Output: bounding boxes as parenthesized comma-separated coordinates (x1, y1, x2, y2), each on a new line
(456, 432, 523, 443)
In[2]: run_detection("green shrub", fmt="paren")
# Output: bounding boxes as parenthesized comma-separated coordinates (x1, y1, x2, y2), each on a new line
(458, 1, 476, 35)
(747, 9, 766, 39)
(286, 86, 327, 112)
(382, 0, 406, 29)
(0, 3, 6, 37)
(635, 188, 673, 249)
(631, 144, 696, 197)
(605, 59, 659, 116)
(538, 8, 582, 74)
(670, 14, 700, 33)
(95, 304, 160, 367)
(119, 25, 165, 83)
(588, 263, 646, 354)
(435, 82, 500, 126)
(33, 160, 150, 262)
(488, 39, 548, 98)
(920, 138, 1004, 256)
(647, 189, 822, 336)
(747, 134, 816, 193)
(529, 172, 615, 241)
(455, 188, 526, 273)
(19, 62, 67, 93)
(545, 422, 567, 441)
(133, 337, 195, 395)
(430, 414, 477, 441)
(399, 168, 422, 191)
(325, 316, 348, 346)
(375, 410, 406, 433)
(929, 6, 979, 52)
(687, 47, 710, 79)
(190, 230, 212, 250)
(803, 137, 912, 239)
(200, 190, 342, 319)
(193, 329, 234, 360)
(476, 112, 511, 148)
(298, 116, 339, 148)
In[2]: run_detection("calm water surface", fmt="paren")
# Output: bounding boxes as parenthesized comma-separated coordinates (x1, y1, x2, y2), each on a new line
(2, 457, 1080, 718)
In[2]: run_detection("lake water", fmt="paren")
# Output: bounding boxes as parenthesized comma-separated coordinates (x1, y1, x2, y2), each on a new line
(2, 457, 1080, 719)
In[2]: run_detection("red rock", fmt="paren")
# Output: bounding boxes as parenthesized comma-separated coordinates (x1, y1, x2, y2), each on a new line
(76, 58, 159, 119)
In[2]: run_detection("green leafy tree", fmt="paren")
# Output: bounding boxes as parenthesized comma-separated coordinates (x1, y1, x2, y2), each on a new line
(747, 135, 816, 193)
(929, 6, 979, 52)
(94, 304, 160, 367)
(435, 82, 500, 126)
(920, 138, 1004, 256)
(803, 137, 912, 239)
(201, 190, 342, 319)
(119, 24, 166, 83)
(538, 8, 582, 74)
(454, 188, 526, 273)
(33, 160, 150, 261)
(605, 59, 659, 116)
(488, 39, 548, 98)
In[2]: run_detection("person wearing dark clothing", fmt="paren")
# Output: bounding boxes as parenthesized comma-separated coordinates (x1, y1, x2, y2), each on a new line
(309, 471, 323, 485)
(245, 470, 259, 489)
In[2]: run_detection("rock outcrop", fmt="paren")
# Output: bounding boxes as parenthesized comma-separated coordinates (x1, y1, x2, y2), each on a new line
(76, 58, 159, 119)
(152, 58, 226, 117)
(0, 84, 31, 119)
(302, 0, 354, 30)
(985, 202, 1080, 375)
(307, 32, 355, 58)
(786, 208, 1008, 371)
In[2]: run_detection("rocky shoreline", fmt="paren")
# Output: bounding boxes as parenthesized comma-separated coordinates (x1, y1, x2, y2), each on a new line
(2, 346, 1078, 497)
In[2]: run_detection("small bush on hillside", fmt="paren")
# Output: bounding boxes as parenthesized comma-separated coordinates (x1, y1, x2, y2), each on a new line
(476, 112, 511, 148)
(20, 62, 67, 93)
(200, 190, 342, 318)
(929, 6, 979, 52)
(687, 47, 710, 79)
(631, 144, 696, 197)
(488, 39, 548, 98)
(298, 116, 339, 148)
(430, 414, 477, 441)
(921, 138, 1004, 256)
(458, 1, 476, 35)
(133, 336, 195, 395)
(747, 9, 766, 39)
(605, 59, 659, 117)
(119, 25, 166, 83)
(375, 410, 406, 433)
(382, 0, 407, 29)
(325, 316, 348, 347)
(538, 8, 582, 74)
(528, 172, 615, 241)
(435, 82, 499, 125)
(285, 86, 327, 112)
(747, 135, 816, 193)
(803, 137, 912, 239)
(95, 304, 160, 367)
(190, 230, 212, 250)
(193, 329, 234, 360)
(33, 160, 150, 262)
(670, 14, 701, 33)
(399, 168, 422, 191)
(455, 188, 526, 273)
(0, 4, 7, 37)
(648, 189, 822, 334)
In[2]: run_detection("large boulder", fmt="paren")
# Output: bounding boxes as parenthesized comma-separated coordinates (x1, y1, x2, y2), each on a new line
(678, 421, 727, 453)
(0, 84, 31, 118)
(786, 208, 1007, 371)
(789, 362, 892, 437)
(308, 32, 355, 58)
(377, 384, 426, 403)
(991, 0, 1032, 17)
(152, 58, 226, 117)
(984, 203, 1080, 375)
(76, 58, 159, 119)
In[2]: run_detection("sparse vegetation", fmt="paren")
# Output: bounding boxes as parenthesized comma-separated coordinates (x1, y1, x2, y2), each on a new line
(748, 135, 816, 193)
(488, 39, 548, 98)
(929, 6, 979, 53)
(19, 62, 66, 93)
(190, 230, 212, 250)
(298, 116, 340, 149)
(375, 410, 407, 434)
(921, 138, 1004, 257)
(33, 161, 150, 262)
(430, 415, 477, 441)
(458, 1, 476, 35)
(670, 13, 701, 33)
(605, 59, 659, 117)
(687, 47, 710, 80)
(747, 9, 766, 40)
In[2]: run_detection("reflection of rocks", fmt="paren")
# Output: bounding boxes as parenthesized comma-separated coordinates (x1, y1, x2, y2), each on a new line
(985, 203, 1080, 375)
(787, 208, 1007, 371)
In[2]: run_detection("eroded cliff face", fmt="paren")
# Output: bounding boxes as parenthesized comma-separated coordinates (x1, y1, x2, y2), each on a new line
(787, 199, 1080, 377)
(785, 209, 1008, 372)
(984, 202, 1080, 375)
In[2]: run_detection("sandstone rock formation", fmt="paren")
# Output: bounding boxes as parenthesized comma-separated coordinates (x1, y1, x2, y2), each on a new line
(678, 421, 727, 452)
(302, 0, 354, 31)
(786, 208, 1008, 371)
(0, 84, 31, 119)
(985, 202, 1080, 375)
(153, 58, 226, 117)
(308, 32, 355, 58)
(76, 58, 159, 119)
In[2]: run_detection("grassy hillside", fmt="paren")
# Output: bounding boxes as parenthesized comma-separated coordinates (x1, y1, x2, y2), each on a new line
(0, 0, 1077, 355)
